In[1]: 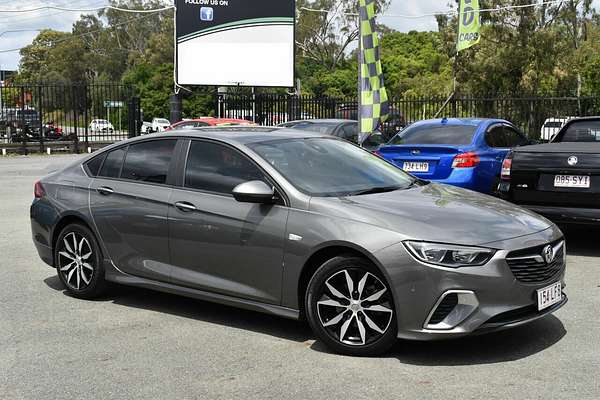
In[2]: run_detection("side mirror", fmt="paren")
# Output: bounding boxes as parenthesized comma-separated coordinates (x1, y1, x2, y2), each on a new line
(232, 180, 275, 204)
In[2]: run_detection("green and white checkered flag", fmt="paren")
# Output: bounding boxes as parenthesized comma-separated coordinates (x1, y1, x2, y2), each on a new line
(359, 0, 389, 143)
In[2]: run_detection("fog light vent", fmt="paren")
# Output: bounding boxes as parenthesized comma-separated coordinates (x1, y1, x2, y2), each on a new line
(424, 290, 479, 330)
(428, 293, 458, 325)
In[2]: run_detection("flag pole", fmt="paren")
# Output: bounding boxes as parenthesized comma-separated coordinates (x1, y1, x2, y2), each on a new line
(357, 8, 362, 147)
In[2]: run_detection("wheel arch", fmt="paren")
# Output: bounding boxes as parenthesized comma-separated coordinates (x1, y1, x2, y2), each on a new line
(50, 212, 99, 266)
(296, 242, 392, 320)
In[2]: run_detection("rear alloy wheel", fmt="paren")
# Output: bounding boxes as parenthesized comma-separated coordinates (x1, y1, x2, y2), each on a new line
(55, 223, 107, 299)
(306, 256, 397, 356)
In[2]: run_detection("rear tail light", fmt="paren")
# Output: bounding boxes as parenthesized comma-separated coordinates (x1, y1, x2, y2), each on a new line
(452, 152, 480, 168)
(34, 180, 45, 199)
(501, 153, 513, 180)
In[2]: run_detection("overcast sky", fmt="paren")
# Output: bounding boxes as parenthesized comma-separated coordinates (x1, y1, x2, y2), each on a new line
(0, 1, 598, 71)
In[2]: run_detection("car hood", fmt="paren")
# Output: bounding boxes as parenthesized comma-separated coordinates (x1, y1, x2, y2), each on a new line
(309, 183, 552, 246)
(514, 142, 600, 154)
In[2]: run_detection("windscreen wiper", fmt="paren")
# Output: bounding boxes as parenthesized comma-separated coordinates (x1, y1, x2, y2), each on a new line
(350, 185, 402, 196)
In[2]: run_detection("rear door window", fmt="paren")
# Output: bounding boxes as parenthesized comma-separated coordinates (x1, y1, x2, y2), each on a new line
(341, 124, 359, 143)
(121, 140, 177, 184)
(485, 125, 506, 148)
(390, 124, 477, 145)
(98, 148, 126, 178)
(503, 126, 529, 147)
(559, 120, 600, 142)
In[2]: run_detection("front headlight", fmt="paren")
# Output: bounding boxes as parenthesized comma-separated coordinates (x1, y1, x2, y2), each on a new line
(404, 241, 496, 268)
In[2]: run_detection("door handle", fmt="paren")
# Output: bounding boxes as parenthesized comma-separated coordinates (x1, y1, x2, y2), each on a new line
(174, 201, 197, 212)
(97, 186, 114, 195)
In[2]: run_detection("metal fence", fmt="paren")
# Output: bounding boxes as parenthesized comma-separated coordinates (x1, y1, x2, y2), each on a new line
(0, 83, 140, 154)
(218, 93, 600, 139)
(3, 86, 599, 154)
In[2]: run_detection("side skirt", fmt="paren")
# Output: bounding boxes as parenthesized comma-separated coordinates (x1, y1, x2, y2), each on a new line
(104, 261, 300, 321)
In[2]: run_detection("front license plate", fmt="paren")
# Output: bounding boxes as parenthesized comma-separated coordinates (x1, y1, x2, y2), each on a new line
(403, 162, 429, 172)
(554, 175, 590, 188)
(537, 282, 562, 311)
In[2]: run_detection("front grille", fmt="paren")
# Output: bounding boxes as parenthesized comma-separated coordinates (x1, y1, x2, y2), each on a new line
(506, 240, 565, 284)
(428, 293, 458, 325)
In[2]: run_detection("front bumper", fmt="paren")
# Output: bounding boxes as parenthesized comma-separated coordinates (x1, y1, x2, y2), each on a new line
(374, 226, 567, 340)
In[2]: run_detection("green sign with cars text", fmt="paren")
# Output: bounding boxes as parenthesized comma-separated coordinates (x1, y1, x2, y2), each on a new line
(457, 0, 481, 52)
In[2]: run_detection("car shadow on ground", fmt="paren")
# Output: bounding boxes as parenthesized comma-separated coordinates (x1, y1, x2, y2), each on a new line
(385, 315, 566, 366)
(44, 274, 567, 365)
(43, 275, 313, 344)
(560, 224, 600, 257)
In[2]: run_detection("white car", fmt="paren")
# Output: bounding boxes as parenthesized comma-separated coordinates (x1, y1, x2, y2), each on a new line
(89, 119, 114, 133)
(151, 118, 171, 132)
(540, 117, 572, 141)
(140, 121, 153, 135)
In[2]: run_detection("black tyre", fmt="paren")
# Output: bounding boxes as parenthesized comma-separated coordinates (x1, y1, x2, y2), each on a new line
(54, 223, 107, 299)
(305, 255, 397, 356)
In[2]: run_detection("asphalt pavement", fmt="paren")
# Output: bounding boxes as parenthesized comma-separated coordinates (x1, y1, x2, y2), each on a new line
(1, 154, 598, 399)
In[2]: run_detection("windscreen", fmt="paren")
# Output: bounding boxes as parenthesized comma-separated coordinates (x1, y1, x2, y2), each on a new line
(389, 124, 477, 145)
(249, 137, 416, 197)
(557, 120, 600, 142)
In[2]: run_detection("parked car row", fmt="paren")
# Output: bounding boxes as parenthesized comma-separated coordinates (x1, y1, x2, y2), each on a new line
(30, 111, 597, 357)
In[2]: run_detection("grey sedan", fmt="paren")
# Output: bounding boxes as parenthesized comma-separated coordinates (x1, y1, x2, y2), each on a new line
(278, 119, 384, 151)
(30, 127, 567, 356)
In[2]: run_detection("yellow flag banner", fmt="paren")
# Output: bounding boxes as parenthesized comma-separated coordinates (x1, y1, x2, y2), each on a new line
(457, 0, 481, 52)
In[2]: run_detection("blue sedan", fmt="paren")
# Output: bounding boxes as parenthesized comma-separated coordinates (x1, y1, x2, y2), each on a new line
(376, 118, 531, 194)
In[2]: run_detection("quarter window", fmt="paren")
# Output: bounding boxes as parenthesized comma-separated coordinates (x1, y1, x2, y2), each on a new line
(85, 154, 106, 176)
(185, 141, 266, 195)
(98, 148, 126, 178)
(121, 140, 176, 184)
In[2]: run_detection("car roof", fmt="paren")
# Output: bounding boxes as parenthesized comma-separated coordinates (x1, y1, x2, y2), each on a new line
(407, 118, 504, 127)
(286, 119, 355, 124)
(131, 126, 328, 145)
(561, 116, 600, 122)
(177, 117, 252, 124)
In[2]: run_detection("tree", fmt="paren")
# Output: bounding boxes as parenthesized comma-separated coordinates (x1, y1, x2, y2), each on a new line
(295, 0, 390, 70)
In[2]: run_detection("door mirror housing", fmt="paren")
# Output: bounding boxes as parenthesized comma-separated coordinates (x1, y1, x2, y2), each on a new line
(232, 180, 275, 204)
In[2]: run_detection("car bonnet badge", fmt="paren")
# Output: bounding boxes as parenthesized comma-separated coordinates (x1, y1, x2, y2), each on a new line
(542, 245, 555, 264)
(567, 156, 578, 166)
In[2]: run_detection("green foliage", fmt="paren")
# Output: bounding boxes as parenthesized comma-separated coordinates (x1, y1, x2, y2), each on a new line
(12, 0, 600, 118)
(122, 62, 173, 119)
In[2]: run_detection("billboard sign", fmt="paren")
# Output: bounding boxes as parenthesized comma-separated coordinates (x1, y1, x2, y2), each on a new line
(175, 0, 295, 87)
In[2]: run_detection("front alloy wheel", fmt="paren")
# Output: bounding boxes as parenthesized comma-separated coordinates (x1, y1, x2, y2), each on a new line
(306, 256, 397, 356)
